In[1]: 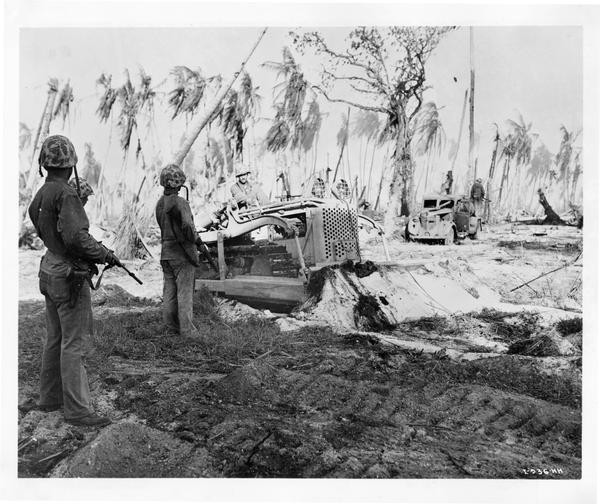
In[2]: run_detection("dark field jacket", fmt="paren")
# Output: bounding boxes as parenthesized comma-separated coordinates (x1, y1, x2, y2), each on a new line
(29, 176, 108, 277)
(156, 193, 200, 265)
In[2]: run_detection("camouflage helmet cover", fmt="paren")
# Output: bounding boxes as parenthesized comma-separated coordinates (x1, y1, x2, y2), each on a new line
(159, 164, 186, 188)
(68, 178, 94, 198)
(38, 135, 78, 169)
(235, 164, 251, 178)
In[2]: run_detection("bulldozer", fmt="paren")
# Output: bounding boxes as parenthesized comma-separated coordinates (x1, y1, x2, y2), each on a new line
(194, 196, 389, 311)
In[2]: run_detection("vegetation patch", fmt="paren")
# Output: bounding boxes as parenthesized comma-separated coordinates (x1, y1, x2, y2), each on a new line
(353, 294, 396, 332)
(472, 308, 541, 342)
(555, 317, 582, 336)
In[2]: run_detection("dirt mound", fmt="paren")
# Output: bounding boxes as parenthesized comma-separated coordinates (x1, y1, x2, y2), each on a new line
(18, 410, 97, 477)
(296, 261, 579, 338)
(214, 361, 279, 403)
(51, 422, 217, 477)
(92, 283, 158, 308)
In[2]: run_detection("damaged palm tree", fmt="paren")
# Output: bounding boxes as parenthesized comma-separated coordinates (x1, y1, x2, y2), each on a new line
(352, 110, 381, 204)
(216, 71, 262, 171)
(168, 66, 211, 120)
(107, 69, 157, 258)
(263, 47, 322, 193)
(21, 78, 60, 233)
(53, 81, 74, 128)
(293, 27, 454, 230)
(113, 177, 153, 260)
(537, 189, 566, 225)
(413, 102, 446, 200)
(96, 73, 118, 123)
(172, 28, 267, 168)
(555, 125, 581, 210)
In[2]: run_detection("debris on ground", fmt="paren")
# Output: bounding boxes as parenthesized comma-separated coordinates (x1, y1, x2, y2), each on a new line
(17, 222, 583, 478)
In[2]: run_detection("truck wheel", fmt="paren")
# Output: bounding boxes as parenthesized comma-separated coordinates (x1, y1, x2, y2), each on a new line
(444, 228, 454, 245)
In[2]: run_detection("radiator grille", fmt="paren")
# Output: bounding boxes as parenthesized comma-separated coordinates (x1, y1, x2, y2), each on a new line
(322, 207, 359, 261)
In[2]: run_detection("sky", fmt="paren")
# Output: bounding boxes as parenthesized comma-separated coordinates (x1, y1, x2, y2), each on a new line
(19, 26, 582, 204)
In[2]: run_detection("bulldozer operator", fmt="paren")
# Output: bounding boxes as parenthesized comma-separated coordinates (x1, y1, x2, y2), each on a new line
(230, 165, 268, 210)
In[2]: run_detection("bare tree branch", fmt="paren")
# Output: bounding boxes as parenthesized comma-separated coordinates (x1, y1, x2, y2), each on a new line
(312, 85, 386, 113)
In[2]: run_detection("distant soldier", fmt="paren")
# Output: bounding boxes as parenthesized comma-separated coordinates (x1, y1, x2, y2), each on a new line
(440, 171, 453, 195)
(470, 178, 485, 216)
(68, 178, 94, 207)
(27, 135, 119, 427)
(311, 177, 326, 198)
(230, 166, 268, 209)
(155, 164, 203, 340)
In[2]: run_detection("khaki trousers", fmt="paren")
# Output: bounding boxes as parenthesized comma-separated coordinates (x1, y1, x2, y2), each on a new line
(38, 271, 94, 420)
(160, 259, 198, 337)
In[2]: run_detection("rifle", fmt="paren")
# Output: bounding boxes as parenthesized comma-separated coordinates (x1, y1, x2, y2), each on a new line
(90, 259, 143, 290)
(116, 262, 143, 285)
(196, 236, 219, 272)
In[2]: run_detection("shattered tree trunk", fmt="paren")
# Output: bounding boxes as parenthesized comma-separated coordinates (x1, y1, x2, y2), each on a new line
(485, 130, 500, 223)
(21, 80, 59, 232)
(384, 109, 411, 232)
(537, 189, 567, 225)
(450, 89, 468, 174)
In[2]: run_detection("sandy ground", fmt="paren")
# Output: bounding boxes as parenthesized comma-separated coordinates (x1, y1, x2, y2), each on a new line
(17, 222, 582, 479)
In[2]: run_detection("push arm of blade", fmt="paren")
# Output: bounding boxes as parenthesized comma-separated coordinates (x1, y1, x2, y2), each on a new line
(291, 229, 308, 281)
(358, 214, 390, 261)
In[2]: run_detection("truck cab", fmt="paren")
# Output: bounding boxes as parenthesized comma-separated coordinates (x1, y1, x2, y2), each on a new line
(406, 194, 481, 244)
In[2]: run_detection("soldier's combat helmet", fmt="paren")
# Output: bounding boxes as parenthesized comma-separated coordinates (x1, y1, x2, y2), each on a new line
(159, 164, 186, 188)
(38, 135, 78, 170)
(235, 165, 251, 178)
(68, 178, 94, 198)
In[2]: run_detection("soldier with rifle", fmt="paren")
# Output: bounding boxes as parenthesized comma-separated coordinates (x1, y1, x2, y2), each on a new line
(156, 164, 210, 340)
(26, 135, 121, 427)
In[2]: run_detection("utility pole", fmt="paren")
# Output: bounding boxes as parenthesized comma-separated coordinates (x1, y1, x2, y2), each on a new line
(467, 26, 475, 190)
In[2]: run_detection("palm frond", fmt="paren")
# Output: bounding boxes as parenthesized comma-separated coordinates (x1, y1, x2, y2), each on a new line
(336, 113, 349, 148)
(116, 70, 138, 152)
(53, 81, 74, 124)
(265, 106, 291, 153)
(222, 89, 245, 158)
(168, 66, 207, 119)
(19, 122, 32, 151)
(96, 73, 117, 123)
(351, 110, 380, 141)
(414, 102, 445, 157)
(300, 98, 322, 152)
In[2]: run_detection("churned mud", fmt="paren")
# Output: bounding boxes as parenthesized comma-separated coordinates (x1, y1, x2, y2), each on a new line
(17, 223, 582, 478)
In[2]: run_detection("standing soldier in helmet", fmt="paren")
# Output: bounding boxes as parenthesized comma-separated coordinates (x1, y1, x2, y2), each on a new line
(470, 177, 486, 217)
(27, 135, 120, 427)
(155, 164, 203, 340)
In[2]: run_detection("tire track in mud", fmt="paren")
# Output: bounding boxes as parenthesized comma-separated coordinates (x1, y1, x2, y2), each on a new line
(105, 339, 581, 478)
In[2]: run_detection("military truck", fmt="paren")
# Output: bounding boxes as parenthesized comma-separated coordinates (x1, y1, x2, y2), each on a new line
(405, 194, 482, 245)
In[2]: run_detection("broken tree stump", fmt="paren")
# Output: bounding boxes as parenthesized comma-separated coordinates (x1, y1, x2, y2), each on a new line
(537, 189, 567, 225)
